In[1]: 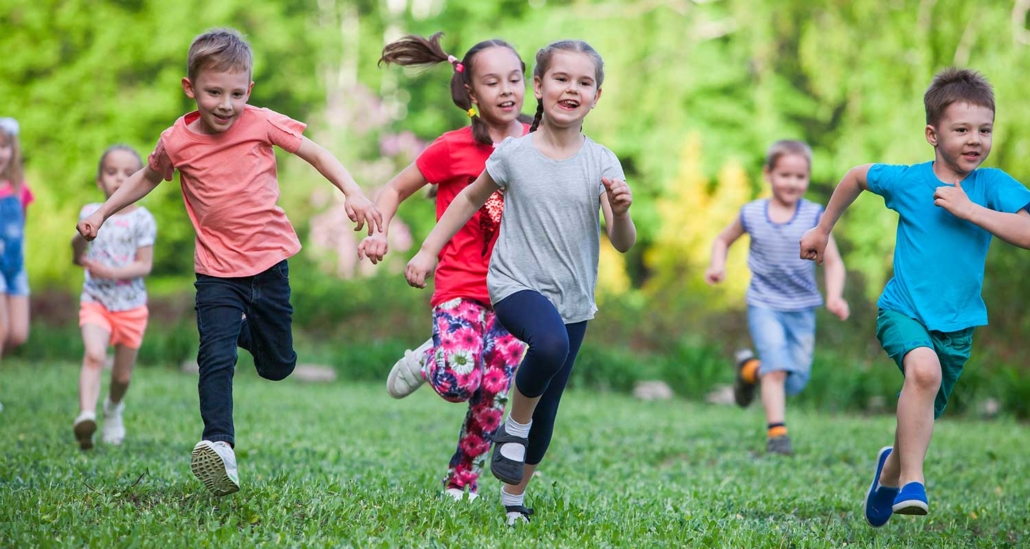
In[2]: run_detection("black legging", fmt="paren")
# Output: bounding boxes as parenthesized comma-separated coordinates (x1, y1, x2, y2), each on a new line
(493, 290, 587, 465)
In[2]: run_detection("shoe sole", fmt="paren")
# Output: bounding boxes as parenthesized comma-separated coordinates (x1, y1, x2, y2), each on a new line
(191, 444, 240, 496)
(892, 500, 928, 515)
(865, 446, 895, 527)
(733, 358, 758, 408)
(74, 419, 96, 450)
(386, 359, 425, 399)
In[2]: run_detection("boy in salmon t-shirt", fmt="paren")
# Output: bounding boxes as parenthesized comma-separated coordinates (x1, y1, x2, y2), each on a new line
(77, 28, 382, 496)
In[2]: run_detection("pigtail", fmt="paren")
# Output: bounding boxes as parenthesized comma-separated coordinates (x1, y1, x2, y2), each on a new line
(529, 100, 544, 133)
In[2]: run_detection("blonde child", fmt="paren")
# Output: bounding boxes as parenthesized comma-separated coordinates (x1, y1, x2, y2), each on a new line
(360, 33, 528, 501)
(77, 29, 382, 495)
(71, 145, 156, 450)
(406, 40, 635, 524)
(0, 117, 33, 363)
(801, 68, 1030, 524)
(705, 140, 849, 455)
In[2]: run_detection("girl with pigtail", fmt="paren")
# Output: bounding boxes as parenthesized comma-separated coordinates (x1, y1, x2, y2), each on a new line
(358, 32, 529, 501)
(406, 40, 636, 524)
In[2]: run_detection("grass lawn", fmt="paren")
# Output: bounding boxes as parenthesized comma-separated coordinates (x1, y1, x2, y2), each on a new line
(1, 360, 1028, 548)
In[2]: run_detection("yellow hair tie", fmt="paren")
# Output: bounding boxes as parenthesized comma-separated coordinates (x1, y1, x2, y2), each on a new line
(467, 107, 477, 118)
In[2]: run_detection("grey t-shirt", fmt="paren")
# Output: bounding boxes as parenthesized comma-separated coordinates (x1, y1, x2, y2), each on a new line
(485, 133, 625, 323)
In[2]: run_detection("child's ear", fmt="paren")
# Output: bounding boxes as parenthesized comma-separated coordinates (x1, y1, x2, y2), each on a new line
(465, 83, 478, 105)
(925, 124, 938, 147)
(762, 165, 772, 182)
(182, 77, 196, 99)
(533, 75, 543, 100)
(591, 86, 603, 108)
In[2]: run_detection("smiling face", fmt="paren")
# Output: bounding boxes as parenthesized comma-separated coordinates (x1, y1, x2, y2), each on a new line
(764, 153, 810, 207)
(533, 50, 602, 130)
(467, 46, 526, 128)
(96, 149, 143, 199)
(182, 66, 254, 134)
(927, 101, 994, 182)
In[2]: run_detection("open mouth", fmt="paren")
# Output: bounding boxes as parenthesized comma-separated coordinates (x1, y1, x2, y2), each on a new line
(557, 99, 580, 110)
(498, 101, 516, 109)
(213, 114, 232, 124)
(962, 151, 980, 160)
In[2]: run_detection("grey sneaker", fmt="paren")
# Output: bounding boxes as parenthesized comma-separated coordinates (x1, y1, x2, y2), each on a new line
(766, 435, 794, 456)
(191, 440, 240, 496)
(73, 411, 97, 450)
(386, 338, 432, 399)
(733, 349, 759, 408)
(102, 398, 126, 445)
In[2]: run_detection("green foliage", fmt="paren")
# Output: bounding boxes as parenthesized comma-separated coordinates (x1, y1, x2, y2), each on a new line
(3, 361, 1030, 547)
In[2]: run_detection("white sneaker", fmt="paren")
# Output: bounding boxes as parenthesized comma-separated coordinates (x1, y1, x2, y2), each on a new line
(386, 338, 433, 399)
(73, 411, 97, 450)
(102, 398, 126, 445)
(191, 440, 240, 496)
(444, 487, 479, 502)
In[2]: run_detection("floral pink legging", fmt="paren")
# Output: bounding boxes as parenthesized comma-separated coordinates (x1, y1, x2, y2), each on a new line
(421, 297, 525, 494)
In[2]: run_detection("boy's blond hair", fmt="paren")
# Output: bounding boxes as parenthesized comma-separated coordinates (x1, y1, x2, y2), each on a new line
(187, 28, 253, 81)
(764, 139, 812, 172)
(924, 68, 994, 127)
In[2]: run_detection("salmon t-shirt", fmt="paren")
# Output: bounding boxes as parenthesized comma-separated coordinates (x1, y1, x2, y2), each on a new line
(415, 124, 529, 306)
(148, 105, 306, 277)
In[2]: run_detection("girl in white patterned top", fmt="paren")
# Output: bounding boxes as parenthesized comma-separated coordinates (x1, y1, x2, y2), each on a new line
(70, 145, 156, 450)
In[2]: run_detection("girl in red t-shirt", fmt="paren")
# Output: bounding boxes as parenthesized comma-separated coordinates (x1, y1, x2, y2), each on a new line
(359, 32, 529, 501)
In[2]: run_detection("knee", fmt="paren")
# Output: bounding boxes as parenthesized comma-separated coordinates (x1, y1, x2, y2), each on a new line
(257, 357, 296, 381)
(527, 333, 570, 374)
(762, 370, 788, 383)
(905, 359, 942, 392)
(83, 350, 106, 370)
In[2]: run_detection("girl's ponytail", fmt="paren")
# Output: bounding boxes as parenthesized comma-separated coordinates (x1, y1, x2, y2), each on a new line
(380, 33, 525, 146)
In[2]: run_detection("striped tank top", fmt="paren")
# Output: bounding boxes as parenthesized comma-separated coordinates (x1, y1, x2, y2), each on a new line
(740, 198, 824, 311)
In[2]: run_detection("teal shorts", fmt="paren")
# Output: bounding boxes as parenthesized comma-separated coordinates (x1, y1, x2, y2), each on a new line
(875, 309, 974, 419)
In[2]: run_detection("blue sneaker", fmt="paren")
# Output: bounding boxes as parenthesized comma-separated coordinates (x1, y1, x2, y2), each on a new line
(893, 482, 928, 515)
(864, 446, 899, 527)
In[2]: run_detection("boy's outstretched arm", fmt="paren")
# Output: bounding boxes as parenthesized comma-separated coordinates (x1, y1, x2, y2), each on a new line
(294, 137, 383, 236)
(705, 217, 745, 285)
(800, 164, 873, 264)
(934, 184, 1030, 249)
(72, 234, 89, 266)
(357, 163, 428, 265)
(77, 167, 163, 241)
(405, 171, 496, 289)
(821, 234, 850, 320)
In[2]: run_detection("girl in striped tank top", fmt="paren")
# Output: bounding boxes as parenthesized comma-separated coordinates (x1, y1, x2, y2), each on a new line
(705, 140, 849, 455)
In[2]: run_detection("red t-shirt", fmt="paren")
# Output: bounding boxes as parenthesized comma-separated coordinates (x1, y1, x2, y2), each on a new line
(415, 124, 529, 306)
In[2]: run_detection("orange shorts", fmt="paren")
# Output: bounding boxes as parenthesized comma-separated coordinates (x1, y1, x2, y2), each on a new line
(79, 302, 150, 349)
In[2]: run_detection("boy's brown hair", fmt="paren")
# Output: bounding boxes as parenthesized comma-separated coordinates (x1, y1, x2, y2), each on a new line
(924, 68, 994, 127)
(187, 28, 253, 81)
(765, 139, 812, 172)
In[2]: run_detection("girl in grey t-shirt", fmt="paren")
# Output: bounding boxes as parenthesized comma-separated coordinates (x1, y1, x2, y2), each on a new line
(406, 40, 636, 525)
(71, 145, 156, 451)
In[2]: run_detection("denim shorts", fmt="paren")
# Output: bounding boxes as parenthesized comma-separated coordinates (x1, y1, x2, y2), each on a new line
(0, 265, 29, 296)
(747, 305, 816, 396)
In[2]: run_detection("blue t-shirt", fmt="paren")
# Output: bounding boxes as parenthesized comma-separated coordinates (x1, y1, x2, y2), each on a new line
(740, 198, 824, 311)
(867, 162, 1030, 332)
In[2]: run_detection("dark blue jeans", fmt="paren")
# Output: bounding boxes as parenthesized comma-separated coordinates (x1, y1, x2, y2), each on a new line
(194, 259, 297, 445)
(493, 290, 587, 465)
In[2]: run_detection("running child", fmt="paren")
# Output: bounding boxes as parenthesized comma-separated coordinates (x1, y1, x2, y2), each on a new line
(406, 40, 635, 524)
(705, 139, 849, 455)
(360, 32, 528, 501)
(799, 68, 1030, 525)
(72, 145, 156, 450)
(0, 117, 33, 363)
(77, 28, 382, 495)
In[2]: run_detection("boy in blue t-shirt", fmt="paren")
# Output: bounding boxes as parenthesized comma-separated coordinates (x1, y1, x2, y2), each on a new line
(801, 68, 1030, 526)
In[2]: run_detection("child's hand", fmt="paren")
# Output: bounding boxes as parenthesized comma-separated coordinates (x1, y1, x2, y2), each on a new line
(346, 195, 384, 236)
(82, 259, 116, 280)
(603, 177, 632, 216)
(799, 227, 830, 265)
(704, 266, 725, 285)
(358, 233, 389, 265)
(826, 297, 850, 321)
(405, 249, 437, 289)
(77, 213, 105, 241)
(934, 181, 975, 220)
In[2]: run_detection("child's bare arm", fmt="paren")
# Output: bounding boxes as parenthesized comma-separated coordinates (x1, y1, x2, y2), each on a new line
(934, 185, 1030, 249)
(821, 234, 849, 320)
(705, 217, 746, 285)
(800, 164, 873, 264)
(405, 171, 497, 289)
(294, 136, 383, 235)
(77, 167, 163, 241)
(358, 163, 428, 264)
(82, 246, 154, 281)
(72, 234, 88, 266)
(599, 177, 635, 253)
